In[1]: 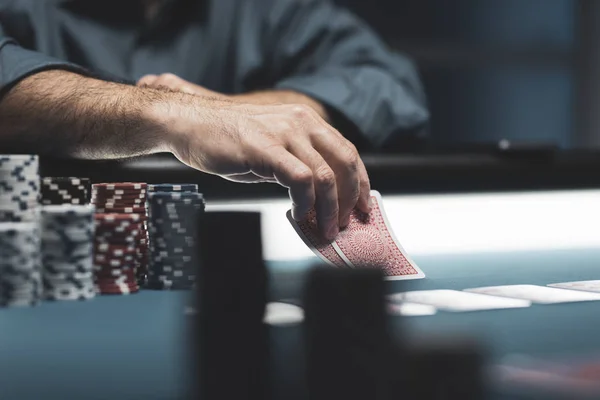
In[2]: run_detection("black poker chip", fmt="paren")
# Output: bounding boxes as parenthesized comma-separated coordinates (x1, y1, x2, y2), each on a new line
(41, 177, 91, 206)
(146, 190, 204, 291)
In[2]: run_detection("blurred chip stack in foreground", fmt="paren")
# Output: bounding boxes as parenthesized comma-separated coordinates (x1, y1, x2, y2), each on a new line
(146, 189, 205, 290)
(92, 183, 148, 286)
(41, 204, 96, 301)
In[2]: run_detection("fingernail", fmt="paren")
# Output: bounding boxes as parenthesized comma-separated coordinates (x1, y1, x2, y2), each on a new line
(367, 197, 373, 211)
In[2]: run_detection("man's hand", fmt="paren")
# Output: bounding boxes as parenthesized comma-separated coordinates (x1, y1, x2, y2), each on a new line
(138, 73, 329, 121)
(0, 70, 369, 240)
(151, 89, 370, 240)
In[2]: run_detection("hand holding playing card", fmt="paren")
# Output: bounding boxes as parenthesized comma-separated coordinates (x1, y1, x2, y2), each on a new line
(288, 190, 425, 280)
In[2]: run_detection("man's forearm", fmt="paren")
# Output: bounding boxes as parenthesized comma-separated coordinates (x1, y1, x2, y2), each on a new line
(0, 70, 173, 158)
(234, 90, 329, 122)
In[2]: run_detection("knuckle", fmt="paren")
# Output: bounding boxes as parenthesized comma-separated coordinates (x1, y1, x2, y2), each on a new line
(340, 146, 359, 171)
(290, 104, 313, 119)
(292, 167, 313, 185)
(314, 167, 336, 188)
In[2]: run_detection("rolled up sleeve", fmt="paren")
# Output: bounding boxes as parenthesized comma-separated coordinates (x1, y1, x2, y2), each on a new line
(0, 36, 88, 98)
(265, 0, 429, 148)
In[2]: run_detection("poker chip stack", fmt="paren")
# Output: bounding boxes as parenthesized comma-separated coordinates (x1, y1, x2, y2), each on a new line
(41, 205, 96, 301)
(92, 183, 149, 285)
(93, 214, 144, 294)
(0, 155, 40, 222)
(0, 222, 42, 307)
(147, 191, 205, 290)
(41, 177, 91, 205)
(148, 183, 199, 194)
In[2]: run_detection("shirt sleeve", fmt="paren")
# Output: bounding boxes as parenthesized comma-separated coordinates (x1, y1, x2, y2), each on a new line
(0, 28, 131, 99)
(262, 0, 429, 148)
(0, 32, 92, 98)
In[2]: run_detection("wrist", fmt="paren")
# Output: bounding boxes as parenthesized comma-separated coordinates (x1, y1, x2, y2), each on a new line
(142, 89, 195, 154)
(235, 90, 328, 121)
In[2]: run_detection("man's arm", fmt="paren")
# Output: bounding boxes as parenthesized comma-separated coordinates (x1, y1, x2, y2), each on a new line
(137, 73, 330, 121)
(0, 65, 371, 239)
(0, 70, 168, 157)
(261, 0, 430, 149)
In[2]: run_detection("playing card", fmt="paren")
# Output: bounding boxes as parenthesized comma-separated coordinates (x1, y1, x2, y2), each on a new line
(286, 208, 348, 268)
(465, 284, 600, 304)
(548, 280, 600, 293)
(387, 302, 437, 316)
(388, 290, 531, 312)
(331, 190, 425, 280)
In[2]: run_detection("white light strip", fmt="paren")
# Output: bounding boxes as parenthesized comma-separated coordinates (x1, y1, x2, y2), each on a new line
(207, 190, 600, 261)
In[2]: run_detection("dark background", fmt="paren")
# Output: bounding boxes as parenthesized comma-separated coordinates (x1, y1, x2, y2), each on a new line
(44, 0, 600, 197)
(337, 0, 583, 149)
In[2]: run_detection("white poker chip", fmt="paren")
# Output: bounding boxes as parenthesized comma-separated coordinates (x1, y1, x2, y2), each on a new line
(40, 202, 95, 302)
(263, 302, 304, 326)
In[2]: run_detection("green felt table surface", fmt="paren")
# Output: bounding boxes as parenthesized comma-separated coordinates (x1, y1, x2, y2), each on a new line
(2, 249, 600, 400)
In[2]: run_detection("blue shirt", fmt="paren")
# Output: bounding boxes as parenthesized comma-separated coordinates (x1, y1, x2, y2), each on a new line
(0, 0, 429, 148)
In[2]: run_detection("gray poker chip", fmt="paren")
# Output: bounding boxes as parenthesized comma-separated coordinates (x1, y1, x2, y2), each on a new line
(41, 205, 96, 301)
(0, 222, 41, 307)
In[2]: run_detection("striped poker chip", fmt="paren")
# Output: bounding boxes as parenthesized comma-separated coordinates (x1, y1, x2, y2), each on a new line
(94, 213, 144, 222)
(44, 285, 96, 301)
(93, 182, 147, 190)
(0, 222, 42, 307)
(95, 206, 147, 214)
(0, 155, 40, 223)
(148, 183, 198, 193)
(41, 177, 91, 206)
(95, 284, 139, 295)
(96, 198, 146, 206)
(146, 191, 204, 291)
(40, 205, 95, 302)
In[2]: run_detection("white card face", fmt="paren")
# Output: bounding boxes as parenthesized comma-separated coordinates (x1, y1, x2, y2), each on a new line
(548, 280, 600, 293)
(465, 284, 600, 304)
(388, 290, 531, 312)
(387, 302, 437, 316)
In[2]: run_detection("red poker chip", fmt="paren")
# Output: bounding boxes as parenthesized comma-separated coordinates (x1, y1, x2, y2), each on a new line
(96, 202, 146, 208)
(96, 203, 146, 210)
(95, 284, 140, 294)
(95, 223, 145, 231)
(95, 212, 144, 219)
(92, 191, 146, 198)
(95, 280, 139, 288)
(94, 230, 144, 238)
(93, 258, 137, 266)
(95, 231, 143, 239)
(93, 191, 147, 198)
(96, 288, 139, 295)
(94, 191, 146, 197)
(93, 245, 138, 254)
(96, 207, 147, 213)
(94, 269, 137, 278)
(96, 275, 137, 282)
(94, 244, 137, 253)
(95, 238, 142, 244)
(95, 275, 138, 283)
(93, 259, 137, 267)
(93, 182, 147, 190)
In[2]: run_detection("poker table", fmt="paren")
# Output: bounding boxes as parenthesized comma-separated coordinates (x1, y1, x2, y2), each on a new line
(2, 187, 600, 400)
